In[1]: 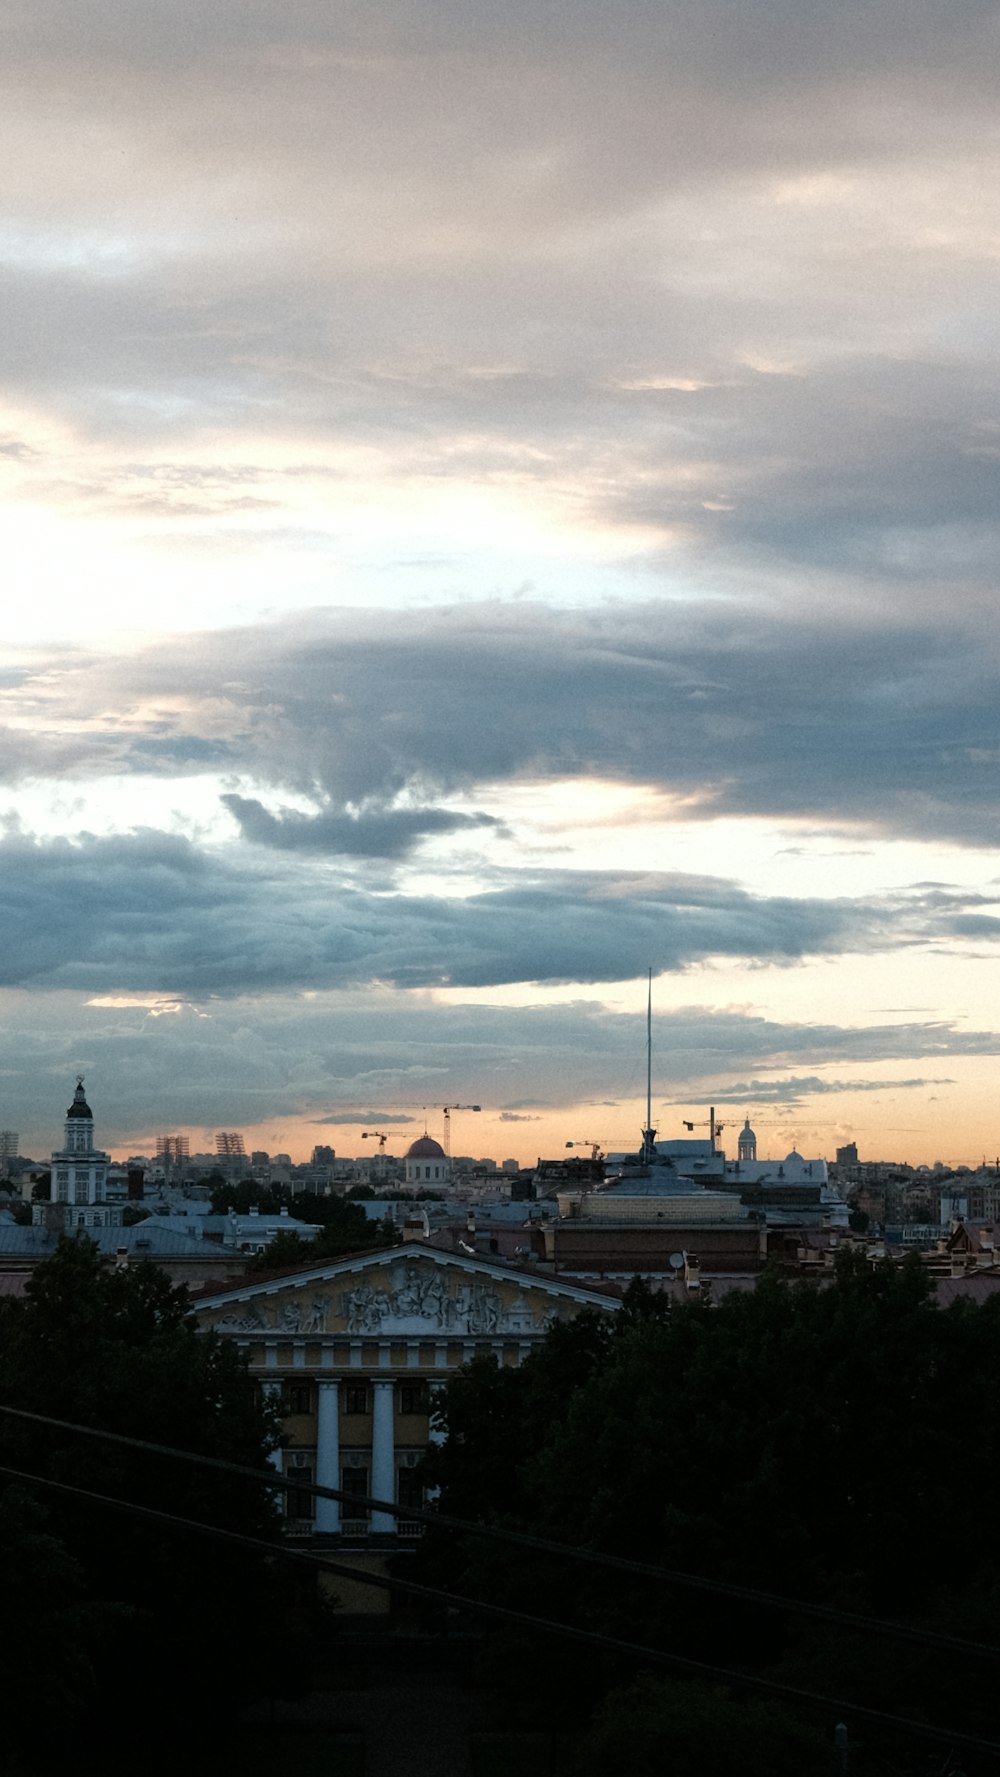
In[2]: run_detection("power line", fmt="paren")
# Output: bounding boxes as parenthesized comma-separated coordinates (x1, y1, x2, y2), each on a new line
(2, 1459, 997, 1766)
(2, 1401, 998, 1665)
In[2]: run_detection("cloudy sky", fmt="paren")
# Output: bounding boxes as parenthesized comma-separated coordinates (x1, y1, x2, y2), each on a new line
(2, 0, 999, 1167)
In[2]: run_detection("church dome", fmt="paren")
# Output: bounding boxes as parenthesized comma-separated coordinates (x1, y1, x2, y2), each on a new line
(738, 1117, 757, 1158)
(406, 1135, 446, 1160)
(785, 1149, 804, 1164)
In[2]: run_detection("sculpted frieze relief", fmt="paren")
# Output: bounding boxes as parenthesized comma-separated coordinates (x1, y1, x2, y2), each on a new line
(207, 1258, 565, 1337)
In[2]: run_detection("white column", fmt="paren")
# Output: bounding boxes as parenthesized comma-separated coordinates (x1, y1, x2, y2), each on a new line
(371, 1380, 396, 1534)
(314, 1381, 341, 1535)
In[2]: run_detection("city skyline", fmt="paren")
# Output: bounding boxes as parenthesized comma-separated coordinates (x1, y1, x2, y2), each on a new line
(2, 2, 999, 1167)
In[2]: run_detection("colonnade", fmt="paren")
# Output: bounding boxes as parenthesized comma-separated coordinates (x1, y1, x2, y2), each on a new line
(304, 1378, 398, 1535)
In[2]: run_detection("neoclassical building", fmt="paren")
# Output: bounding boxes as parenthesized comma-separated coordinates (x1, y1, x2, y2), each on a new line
(34, 1077, 117, 1228)
(191, 1244, 618, 1602)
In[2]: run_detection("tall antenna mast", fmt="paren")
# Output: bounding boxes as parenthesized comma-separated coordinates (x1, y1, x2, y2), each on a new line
(647, 968, 652, 1137)
(641, 967, 656, 1164)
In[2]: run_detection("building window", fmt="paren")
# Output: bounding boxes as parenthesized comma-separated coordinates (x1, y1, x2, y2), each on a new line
(283, 1383, 314, 1416)
(398, 1383, 428, 1416)
(285, 1463, 314, 1522)
(397, 1465, 424, 1514)
(341, 1464, 370, 1522)
(343, 1384, 369, 1415)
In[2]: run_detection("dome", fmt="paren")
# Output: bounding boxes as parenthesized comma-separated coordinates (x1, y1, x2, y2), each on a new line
(406, 1135, 446, 1160)
(66, 1078, 93, 1119)
(785, 1149, 804, 1164)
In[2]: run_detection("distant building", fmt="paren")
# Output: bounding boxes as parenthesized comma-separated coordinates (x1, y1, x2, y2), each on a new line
(404, 1135, 450, 1191)
(0, 1131, 20, 1174)
(34, 1078, 120, 1230)
(738, 1119, 757, 1162)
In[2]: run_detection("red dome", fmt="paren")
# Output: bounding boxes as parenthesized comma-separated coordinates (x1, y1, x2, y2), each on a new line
(406, 1135, 446, 1160)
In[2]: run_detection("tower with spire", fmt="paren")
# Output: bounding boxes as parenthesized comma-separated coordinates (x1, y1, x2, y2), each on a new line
(48, 1077, 111, 1213)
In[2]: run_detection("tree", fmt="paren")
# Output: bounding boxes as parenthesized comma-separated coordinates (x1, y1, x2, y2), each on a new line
(419, 1254, 1000, 1762)
(241, 1198, 398, 1270)
(578, 1675, 828, 1777)
(247, 1228, 314, 1272)
(0, 1489, 104, 1769)
(209, 1178, 292, 1215)
(0, 1237, 297, 1761)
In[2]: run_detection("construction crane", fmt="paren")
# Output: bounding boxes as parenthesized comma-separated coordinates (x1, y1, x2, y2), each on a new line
(423, 1104, 481, 1156)
(361, 1130, 390, 1151)
(565, 1139, 604, 1161)
(681, 1107, 725, 1152)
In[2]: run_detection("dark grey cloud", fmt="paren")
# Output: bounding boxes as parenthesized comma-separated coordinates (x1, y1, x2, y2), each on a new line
(313, 1110, 416, 1126)
(706, 1074, 955, 1104)
(2, 0, 997, 619)
(10, 601, 999, 848)
(9, 0, 996, 104)
(221, 792, 500, 858)
(948, 914, 1000, 937)
(3, 989, 996, 1159)
(0, 828, 926, 997)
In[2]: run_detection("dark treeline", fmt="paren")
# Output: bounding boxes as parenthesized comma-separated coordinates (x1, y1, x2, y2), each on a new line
(417, 1254, 1000, 1775)
(0, 1239, 310, 1774)
(208, 1178, 399, 1266)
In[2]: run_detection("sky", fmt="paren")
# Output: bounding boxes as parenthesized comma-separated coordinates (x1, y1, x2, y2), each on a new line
(2, 0, 1000, 1168)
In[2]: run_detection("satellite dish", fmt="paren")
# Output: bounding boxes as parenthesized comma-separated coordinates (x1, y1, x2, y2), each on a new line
(669, 1251, 685, 1269)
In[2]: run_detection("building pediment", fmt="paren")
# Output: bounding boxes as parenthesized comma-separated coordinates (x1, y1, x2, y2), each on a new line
(192, 1245, 617, 1339)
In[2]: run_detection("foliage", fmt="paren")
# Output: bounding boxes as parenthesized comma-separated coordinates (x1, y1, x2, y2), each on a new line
(420, 1253, 1000, 1766)
(247, 1228, 313, 1271)
(577, 1675, 829, 1777)
(209, 1180, 397, 1256)
(121, 1203, 152, 1225)
(0, 1486, 126, 1768)
(209, 1178, 292, 1214)
(0, 1237, 299, 1761)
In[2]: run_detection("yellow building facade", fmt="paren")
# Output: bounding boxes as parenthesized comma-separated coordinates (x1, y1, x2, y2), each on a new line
(192, 1244, 619, 1603)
